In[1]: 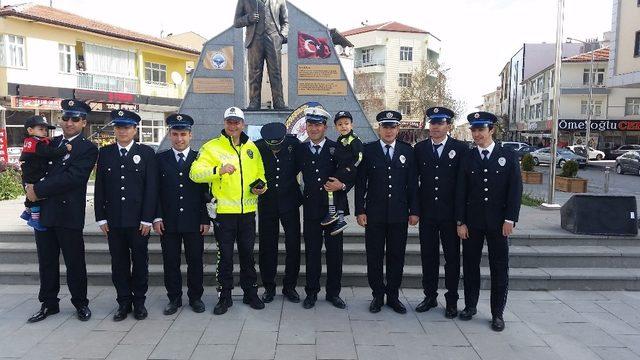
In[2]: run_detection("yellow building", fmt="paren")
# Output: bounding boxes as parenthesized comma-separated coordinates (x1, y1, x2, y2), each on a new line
(0, 3, 200, 162)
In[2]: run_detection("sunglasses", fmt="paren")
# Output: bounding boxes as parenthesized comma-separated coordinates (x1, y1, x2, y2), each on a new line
(61, 116, 84, 122)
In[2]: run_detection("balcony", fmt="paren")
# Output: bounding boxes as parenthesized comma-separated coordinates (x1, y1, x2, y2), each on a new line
(77, 71, 139, 94)
(560, 83, 609, 95)
(141, 81, 184, 99)
(354, 59, 386, 73)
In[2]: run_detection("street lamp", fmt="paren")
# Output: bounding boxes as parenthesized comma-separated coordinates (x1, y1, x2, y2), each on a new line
(567, 37, 595, 166)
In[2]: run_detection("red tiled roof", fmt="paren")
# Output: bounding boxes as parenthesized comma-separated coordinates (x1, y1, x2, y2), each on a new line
(342, 21, 430, 37)
(0, 3, 200, 55)
(563, 47, 609, 62)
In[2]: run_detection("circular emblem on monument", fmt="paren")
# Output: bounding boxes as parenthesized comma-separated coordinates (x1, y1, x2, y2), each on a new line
(211, 52, 227, 69)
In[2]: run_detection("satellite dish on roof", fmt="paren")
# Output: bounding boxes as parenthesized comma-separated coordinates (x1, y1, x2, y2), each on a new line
(171, 71, 183, 85)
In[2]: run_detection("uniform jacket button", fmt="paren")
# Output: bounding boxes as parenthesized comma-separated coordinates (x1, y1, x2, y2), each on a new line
(121, 197, 126, 201)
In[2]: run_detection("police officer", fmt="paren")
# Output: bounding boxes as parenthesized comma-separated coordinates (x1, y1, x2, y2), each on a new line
(414, 107, 468, 318)
(455, 111, 522, 332)
(355, 110, 418, 314)
(190, 107, 267, 315)
(94, 110, 158, 321)
(255, 122, 302, 303)
(153, 114, 210, 315)
(25, 99, 98, 323)
(295, 106, 349, 310)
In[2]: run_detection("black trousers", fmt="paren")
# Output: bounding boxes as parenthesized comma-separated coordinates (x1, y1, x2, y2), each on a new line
(214, 213, 258, 296)
(303, 218, 343, 298)
(107, 227, 149, 306)
(462, 227, 509, 317)
(248, 32, 284, 106)
(365, 222, 407, 299)
(419, 219, 461, 305)
(34, 227, 88, 308)
(258, 208, 301, 291)
(161, 232, 204, 302)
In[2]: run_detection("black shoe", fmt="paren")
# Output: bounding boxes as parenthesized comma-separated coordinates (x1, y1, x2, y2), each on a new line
(458, 307, 477, 321)
(302, 294, 317, 309)
(369, 297, 384, 313)
(387, 297, 407, 314)
(190, 299, 205, 313)
(320, 211, 338, 226)
(133, 304, 148, 320)
(273, 100, 287, 110)
(163, 299, 182, 315)
(213, 296, 233, 315)
(113, 304, 131, 322)
(243, 294, 265, 310)
(329, 220, 348, 236)
(326, 295, 346, 309)
(415, 296, 438, 313)
(445, 304, 458, 319)
(27, 304, 60, 323)
(282, 288, 300, 303)
(491, 316, 505, 332)
(261, 288, 276, 303)
(76, 305, 91, 321)
(246, 102, 260, 111)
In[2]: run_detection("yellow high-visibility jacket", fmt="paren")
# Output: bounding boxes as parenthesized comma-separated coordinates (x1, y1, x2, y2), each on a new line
(190, 131, 266, 214)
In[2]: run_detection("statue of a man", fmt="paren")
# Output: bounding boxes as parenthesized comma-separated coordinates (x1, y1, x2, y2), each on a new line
(234, 0, 289, 110)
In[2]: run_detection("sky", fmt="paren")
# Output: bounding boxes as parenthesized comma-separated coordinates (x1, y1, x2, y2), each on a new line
(6, 0, 613, 115)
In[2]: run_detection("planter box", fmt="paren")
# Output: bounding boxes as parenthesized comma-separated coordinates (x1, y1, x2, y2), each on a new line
(521, 171, 543, 184)
(555, 176, 587, 193)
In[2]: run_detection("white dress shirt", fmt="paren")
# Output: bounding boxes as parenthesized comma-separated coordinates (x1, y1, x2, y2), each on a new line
(380, 140, 396, 159)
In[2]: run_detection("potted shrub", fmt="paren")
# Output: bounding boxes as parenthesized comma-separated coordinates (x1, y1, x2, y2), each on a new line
(555, 160, 588, 193)
(521, 153, 543, 184)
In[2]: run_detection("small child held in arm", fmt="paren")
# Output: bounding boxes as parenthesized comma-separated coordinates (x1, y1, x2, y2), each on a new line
(19, 115, 72, 231)
(321, 111, 363, 235)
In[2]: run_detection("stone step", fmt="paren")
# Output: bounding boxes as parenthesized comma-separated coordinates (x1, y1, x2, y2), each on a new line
(0, 263, 638, 291)
(2, 242, 640, 269)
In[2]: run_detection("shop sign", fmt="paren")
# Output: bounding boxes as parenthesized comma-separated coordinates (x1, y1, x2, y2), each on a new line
(10, 96, 61, 110)
(88, 102, 138, 112)
(0, 129, 8, 163)
(558, 119, 640, 132)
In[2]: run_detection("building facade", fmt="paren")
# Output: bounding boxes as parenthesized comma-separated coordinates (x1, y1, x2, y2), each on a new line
(608, 0, 640, 89)
(477, 87, 501, 115)
(0, 4, 199, 164)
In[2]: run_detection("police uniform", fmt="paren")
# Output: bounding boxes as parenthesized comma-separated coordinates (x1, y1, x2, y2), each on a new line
(455, 111, 522, 331)
(414, 107, 468, 317)
(295, 107, 349, 309)
(154, 114, 209, 314)
(94, 110, 158, 320)
(28, 99, 98, 323)
(355, 110, 418, 314)
(255, 122, 302, 302)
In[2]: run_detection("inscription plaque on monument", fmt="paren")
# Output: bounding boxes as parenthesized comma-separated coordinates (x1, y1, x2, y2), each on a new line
(192, 78, 235, 94)
(297, 80, 347, 96)
(297, 64, 341, 80)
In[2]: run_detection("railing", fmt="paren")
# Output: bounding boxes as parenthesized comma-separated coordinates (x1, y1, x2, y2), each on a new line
(77, 71, 139, 94)
(354, 59, 386, 68)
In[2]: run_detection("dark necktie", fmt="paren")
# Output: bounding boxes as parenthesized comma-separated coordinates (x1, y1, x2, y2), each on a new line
(385, 144, 392, 162)
(482, 149, 490, 163)
(313, 145, 321, 156)
(59, 139, 69, 148)
(433, 143, 442, 158)
(120, 148, 128, 158)
(177, 152, 185, 168)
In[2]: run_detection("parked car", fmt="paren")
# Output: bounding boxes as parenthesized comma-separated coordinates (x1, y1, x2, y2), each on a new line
(500, 141, 530, 152)
(530, 147, 587, 168)
(566, 145, 605, 160)
(513, 145, 537, 160)
(615, 150, 640, 176)
(608, 144, 640, 159)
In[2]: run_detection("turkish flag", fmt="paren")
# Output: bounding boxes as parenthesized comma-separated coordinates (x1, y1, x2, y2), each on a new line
(297, 32, 332, 59)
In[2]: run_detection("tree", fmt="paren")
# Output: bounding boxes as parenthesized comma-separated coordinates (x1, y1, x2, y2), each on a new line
(354, 72, 385, 123)
(399, 60, 465, 126)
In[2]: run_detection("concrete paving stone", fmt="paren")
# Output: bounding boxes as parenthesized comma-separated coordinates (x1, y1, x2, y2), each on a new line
(381, 315, 424, 333)
(0, 327, 53, 358)
(170, 307, 213, 332)
(556, 322, 625, 347)
(40, 319, 101, 345)
(150, 330, 202, 360)
(356, 345, 398, 360)
(105, 344, 155, 360)
(475, 301, 519, 322)
(465, 322, 547, 347)
(200, 318, 245, 345)
(94, 312, 138, 332)
(347, 299, 390, 321)
(274, 344, 316, 360)
(121, 319, 172, 345)
(421, 321, 471, 346)
(243, 309, 282, 332)
(581, 311, 640, 335)
(351, 320, 394, 345)
(509, 346, 564, 360)
(598, 301, 640, 324)
(313, 310, 351, 332)
(412, 303, 452, 323)
(421, 345, 482, 360)
(1, 297, 43, 319)
(0, 315, 29, 338)
(316, 331, 357, 360)
(277, 319, 315, 345)
(591, 347, 640, 360)
(542, 334, 606, 360)
(234, 330, 277, 360)
(508, 291, 557, 301)
(280, 300, 315, 321)
(564, 300, 611, 313)
(64, 330, 125, 359)
(21, 342, 70, 360)
(190, 344, 236, 360)
(389, 333, 436, 359)
(467, 334, 519, 360)
(616, 335, 640, 356)
(507, 300, 544, 313)
(0, 284, 40, 294)
(551, 290, 611, 301)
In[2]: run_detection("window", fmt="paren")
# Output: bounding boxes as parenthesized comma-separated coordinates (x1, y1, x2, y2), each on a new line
(427, 49, 439, 63)
(626, 98, 640, 115)
(535, 103, 542, 119)
(549, 69, 555, 88)
(581, 100, 603, 116)
(520, 108, 525, 121)
(635, 31, 640, 57)
(583, 68, 606, 85)
(83, 44, 136, 77)
(0, 34, 25, 67)
(398, 101, 411, 115)
(144, 62, 167, 84)
(362, 48, 372, 64)
(398, 73, 411, 87)
(549, 99, 554, 115)
(537, 77, 544, 93)
(58, 44, 73, 73)
(140, 118, 165, 144)
(529, 105, 535, 120)
(400, 46, 413, 61)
